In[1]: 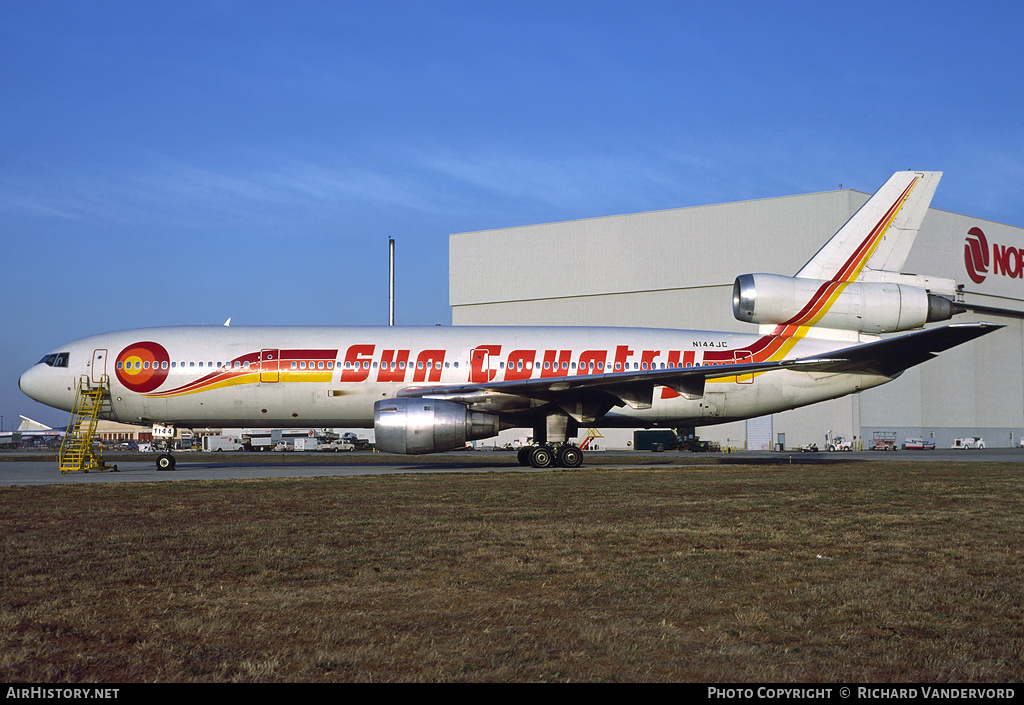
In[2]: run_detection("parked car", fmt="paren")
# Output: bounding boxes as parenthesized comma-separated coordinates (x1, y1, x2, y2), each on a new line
(320, 440, 355, 452)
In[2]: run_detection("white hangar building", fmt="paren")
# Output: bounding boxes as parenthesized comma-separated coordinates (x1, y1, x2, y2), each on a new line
(449, 181, 1024, 450)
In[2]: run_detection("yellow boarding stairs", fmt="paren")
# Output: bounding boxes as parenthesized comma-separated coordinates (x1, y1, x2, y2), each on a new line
(58, 375, 116, 473)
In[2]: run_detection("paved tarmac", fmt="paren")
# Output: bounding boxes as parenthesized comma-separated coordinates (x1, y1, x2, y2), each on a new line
(0, 453, 533, 486)
(2, 447, 1022, 486)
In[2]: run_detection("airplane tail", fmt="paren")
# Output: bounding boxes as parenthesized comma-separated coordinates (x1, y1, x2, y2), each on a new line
(18, 416, 54, 432)
(733, 170, 962, 338)
(795, 171, 942, 282)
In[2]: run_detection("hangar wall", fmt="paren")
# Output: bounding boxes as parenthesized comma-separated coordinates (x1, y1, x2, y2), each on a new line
(449, 187, 1024, 449)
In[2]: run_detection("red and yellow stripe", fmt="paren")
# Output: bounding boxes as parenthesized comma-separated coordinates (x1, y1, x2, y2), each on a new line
(702, 175, 922, 384)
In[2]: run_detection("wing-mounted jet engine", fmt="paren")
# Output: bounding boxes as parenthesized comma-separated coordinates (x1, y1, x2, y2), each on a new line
(374, 398, 506, 454)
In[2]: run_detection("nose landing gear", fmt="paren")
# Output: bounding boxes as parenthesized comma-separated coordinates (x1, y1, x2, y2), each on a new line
(155, 453, 176, 471)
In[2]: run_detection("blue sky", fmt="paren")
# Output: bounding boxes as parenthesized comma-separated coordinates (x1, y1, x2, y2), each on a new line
(3, 0, 1024, 428)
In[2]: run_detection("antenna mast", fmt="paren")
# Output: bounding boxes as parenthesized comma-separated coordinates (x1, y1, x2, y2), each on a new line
(389, 237, 395, 326)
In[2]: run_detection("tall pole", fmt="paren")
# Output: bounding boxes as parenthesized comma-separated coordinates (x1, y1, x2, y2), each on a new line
(388, 238, 395, 326)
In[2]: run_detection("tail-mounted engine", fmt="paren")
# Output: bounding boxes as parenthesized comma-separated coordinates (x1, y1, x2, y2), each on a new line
(374, 398, 502, 454)
(733, 273, 960, 334)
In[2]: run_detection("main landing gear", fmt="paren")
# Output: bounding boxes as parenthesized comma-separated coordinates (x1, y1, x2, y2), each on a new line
(517, 443, 584, 469)
(517, 412, 587, 469)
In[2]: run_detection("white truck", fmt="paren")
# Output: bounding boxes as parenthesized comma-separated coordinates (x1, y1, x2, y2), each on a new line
(202, 434, 244, 452)
(293, 437, 320, 451)
(248, 430, 284, 451)
(952, 437, 986, 449)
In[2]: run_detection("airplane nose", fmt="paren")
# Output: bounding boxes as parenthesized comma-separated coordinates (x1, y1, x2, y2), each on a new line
(18, 365, 56, 407)
(18, 351, 79, 413)
(19, 366, 38, 400)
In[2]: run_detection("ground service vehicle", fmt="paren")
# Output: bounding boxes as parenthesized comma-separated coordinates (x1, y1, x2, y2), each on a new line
(872, 432, 899, 451)
(202, 434, 243, 452)
(825, 431, 853, 451)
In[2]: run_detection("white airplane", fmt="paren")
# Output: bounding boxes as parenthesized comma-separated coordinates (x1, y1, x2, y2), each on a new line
(19, 171, 1000, 470)
(0, 416, 65, 446)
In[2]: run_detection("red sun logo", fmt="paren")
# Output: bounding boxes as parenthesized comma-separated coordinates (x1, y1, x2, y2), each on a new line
(115, 341, 170, 393)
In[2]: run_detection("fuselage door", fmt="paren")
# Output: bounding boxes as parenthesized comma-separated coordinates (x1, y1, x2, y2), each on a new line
(260, 349, 280, 383)
(91, 349, 108, 384)
(470, 347, 497, 383)
(734, 350, 754, 384)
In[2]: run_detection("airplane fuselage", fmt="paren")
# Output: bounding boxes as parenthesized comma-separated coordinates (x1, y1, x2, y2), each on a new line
(19, 324, 890, 431)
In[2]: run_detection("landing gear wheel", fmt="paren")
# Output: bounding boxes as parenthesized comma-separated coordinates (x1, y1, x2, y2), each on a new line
(529, 445, 554, 469)
(156, 453, 176, 471)
(556, 444, 583, 469)
(517, 447, 532, 466)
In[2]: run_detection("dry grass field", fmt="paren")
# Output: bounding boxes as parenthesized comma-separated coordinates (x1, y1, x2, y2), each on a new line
(1, 459, 1022, 682)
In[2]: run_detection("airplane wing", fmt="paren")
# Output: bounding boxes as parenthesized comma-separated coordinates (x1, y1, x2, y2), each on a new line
(785, 322, 1002, 377)
(395, 323, 1001, 421)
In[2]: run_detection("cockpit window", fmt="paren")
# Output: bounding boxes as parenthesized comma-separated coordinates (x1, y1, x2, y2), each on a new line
(38, 352, 70, 368)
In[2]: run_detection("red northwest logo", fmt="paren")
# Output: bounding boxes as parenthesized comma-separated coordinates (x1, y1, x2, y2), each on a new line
(965, 226, 1024, 284)
(964, 227, 988, 284)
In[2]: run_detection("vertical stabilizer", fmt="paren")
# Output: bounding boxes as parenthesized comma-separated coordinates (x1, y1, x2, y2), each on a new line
(18, 416, 53, 432)
(796, 171, 941, 282)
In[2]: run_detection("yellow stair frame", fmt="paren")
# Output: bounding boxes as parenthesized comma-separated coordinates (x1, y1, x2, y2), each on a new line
(59, 375, 114, 473)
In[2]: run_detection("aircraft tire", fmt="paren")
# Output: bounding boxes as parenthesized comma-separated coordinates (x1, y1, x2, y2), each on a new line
(556, 444, 583, 469)
(529, 445, 553, 469)
(517, 447, 531, 466)
(156, 453, 176, 471)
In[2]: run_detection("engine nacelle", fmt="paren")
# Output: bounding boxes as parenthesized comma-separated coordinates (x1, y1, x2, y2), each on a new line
(733, 273, 959, 334)
(374, 398, 502, 454)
